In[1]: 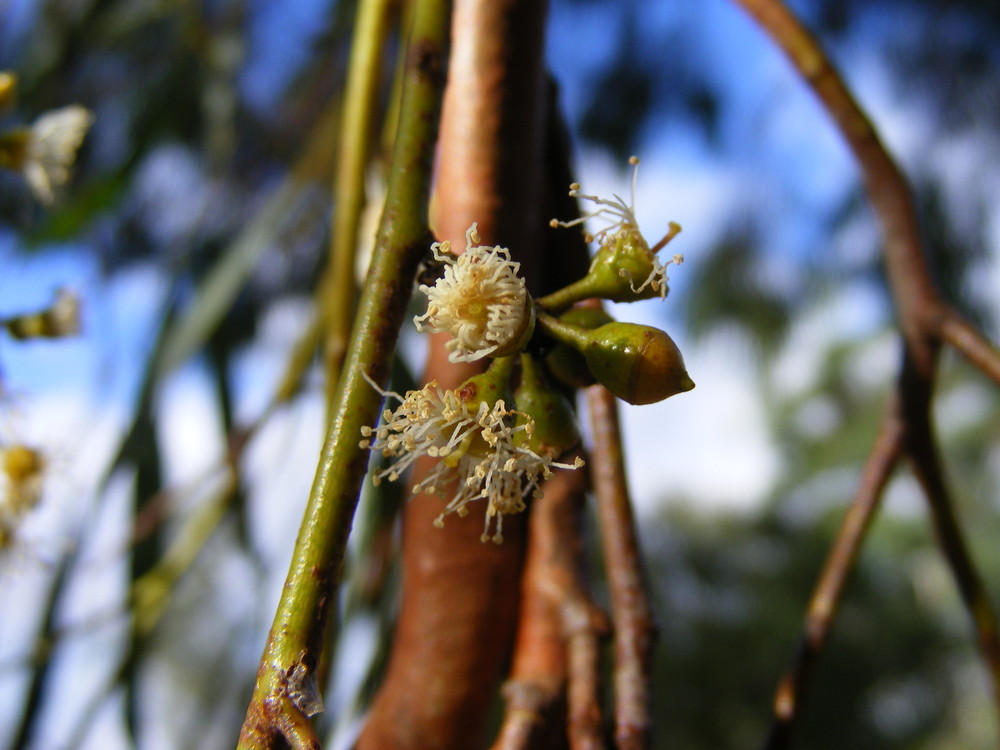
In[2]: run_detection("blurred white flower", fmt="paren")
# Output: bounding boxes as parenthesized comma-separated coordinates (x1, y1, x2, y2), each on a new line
(21, 105, 94, 204)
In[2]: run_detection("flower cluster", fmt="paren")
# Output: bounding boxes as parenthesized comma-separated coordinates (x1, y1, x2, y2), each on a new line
(361, 156, 692, 542)
(361, 375, 582, 543)
(414, 223, 532, 363)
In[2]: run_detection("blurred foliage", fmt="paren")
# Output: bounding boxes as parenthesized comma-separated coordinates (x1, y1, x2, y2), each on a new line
(683, 230, 794, 358)
(641, 503, 997, 750)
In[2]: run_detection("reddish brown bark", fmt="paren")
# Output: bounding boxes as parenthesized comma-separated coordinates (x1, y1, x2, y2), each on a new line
(490, 460, 609, 750)
(357, 1, 550, 747)
(586, 386, 655, 750)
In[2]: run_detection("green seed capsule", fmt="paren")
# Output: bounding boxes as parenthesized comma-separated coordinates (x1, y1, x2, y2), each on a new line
(582, 322, 694, 405)
(544, 307, 614, 388)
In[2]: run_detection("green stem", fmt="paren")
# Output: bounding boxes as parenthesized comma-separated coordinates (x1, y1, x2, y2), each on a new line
(130, 471, 237, 637)
(536, 277, 597, 313)
(535, 310, 591, 350)
(322, 0, 396, 412)
(237, 0, 451, 745)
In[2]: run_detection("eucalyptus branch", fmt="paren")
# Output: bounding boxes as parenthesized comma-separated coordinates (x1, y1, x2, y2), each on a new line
(731, 0, 937, 363)
(586, 385, 655, 750)
(237, 0, 450, 744)
(130, 470, 237, 636)
(762, 398, 904, 749)
(321, 0, 396, 411)
(563, 594, 609, 750)
(903, 381, 1000, 720)
(938, 309, 1000, 387)
(357, 0, 551, 746)
(491, 461, 604, 750)
(493, 680, 561, 750)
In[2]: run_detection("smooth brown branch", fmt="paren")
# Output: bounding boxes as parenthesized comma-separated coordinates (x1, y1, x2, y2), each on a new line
(586, 385, 656, 750)
(762, 398, 905, 750)
(902, 383, 1000, 722)
(563, 596, 610, 750)
(491, 467, 584, 750)
(938, 308, 1000, 388)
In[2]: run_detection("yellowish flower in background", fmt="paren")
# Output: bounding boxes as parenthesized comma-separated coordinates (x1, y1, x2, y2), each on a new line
(414, 223, 533, 363)
(3, 288, 81, 340)
(0, 443, 46, 549)
(0, 72, 16, 112)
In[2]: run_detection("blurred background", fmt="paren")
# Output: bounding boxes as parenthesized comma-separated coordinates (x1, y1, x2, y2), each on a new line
(1, 0, 999, 747)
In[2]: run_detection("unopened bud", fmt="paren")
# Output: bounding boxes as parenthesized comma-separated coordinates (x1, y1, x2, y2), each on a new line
(514, 354, 581, 459)
(583, 322, 694, 405)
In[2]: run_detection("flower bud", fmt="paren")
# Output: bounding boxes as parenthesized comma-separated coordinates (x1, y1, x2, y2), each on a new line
(514, 354, 581, 459)
(544, 307, 614, 388)
(582, 322, 694, 405)
(456, 355, 516, 409)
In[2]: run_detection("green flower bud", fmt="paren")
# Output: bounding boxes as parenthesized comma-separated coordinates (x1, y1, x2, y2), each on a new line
(538, 313, 694, 405)
(583, 322, 694, 405)
(587, 225, 670, 301)
(544, 307, 614, 388)
(456, 354, 516, 409)
(514, 354, 581, 459)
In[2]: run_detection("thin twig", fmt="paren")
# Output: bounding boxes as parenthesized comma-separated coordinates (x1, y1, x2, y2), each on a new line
(901, 370, 1000, 721)
(938, 308, 1000, 387)
(491, 470, 577, 750)
(732, 0, 937, 364)
(491, 461, 607, 750)
(493, 680, 563, 750)
(563, 596, 609, 750)
(762, 398, 904, 749)
(586, 385, 655, 750)
(321, 0, 395, 411)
